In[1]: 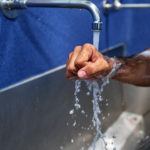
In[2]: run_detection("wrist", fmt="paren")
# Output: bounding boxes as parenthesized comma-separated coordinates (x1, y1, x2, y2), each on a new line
(104, 56, 122, 77)
(104, 56, 115, 70)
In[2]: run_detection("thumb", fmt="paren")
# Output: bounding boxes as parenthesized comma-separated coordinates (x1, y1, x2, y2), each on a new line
(77, 70, 88, 78)
(77, 60, 110, 79)
(77, 62, 98, 79)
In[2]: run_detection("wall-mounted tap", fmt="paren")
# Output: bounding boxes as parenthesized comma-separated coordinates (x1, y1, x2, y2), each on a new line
(0, 0, 102, 32)
(103, 0, 150, 10)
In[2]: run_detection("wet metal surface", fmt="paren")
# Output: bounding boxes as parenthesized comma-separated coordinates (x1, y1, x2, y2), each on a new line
(0, 68, 123, 150)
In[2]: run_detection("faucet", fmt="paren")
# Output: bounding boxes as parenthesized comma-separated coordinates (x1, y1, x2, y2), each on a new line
(0, 0, 102, 32)
(103, 0, 150, 10)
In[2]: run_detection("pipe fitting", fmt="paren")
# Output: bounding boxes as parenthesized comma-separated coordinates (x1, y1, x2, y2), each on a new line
(92, 21, 102, 31)
(0, 0, 26, 9)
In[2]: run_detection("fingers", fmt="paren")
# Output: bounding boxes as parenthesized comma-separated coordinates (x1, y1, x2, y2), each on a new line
(66, 46, 82, 79)
(75, 43, 98, 68)
(66, 43, 112, 80)
(66, 43, 97, 79)
(77, 58, 110, 79)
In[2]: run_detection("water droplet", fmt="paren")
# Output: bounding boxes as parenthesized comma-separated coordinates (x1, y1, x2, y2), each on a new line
(74, 103, 81, 110)
(71, 139, 74, 143)
(60, 146, 63, 150)
(73, 121, 76, 127)
(86, 92, 90, 96)
(69, 109, 74, 115)
(102, 116, 106, 120)
(81, 110, 85, 114)
(106, 103, 109, 106)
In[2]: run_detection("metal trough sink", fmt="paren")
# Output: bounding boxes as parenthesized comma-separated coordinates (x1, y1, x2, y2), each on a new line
(0, 45, 149, 150)
(0, 65, 149, 150)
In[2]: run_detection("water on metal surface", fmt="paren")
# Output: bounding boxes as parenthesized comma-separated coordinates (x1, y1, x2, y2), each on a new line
(72, 31, 121, 150)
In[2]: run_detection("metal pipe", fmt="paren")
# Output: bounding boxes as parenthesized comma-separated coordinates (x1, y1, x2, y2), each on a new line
(118, 4, 150, 9)
(103, 0, 150, 10)
(0, 0, 102, 31)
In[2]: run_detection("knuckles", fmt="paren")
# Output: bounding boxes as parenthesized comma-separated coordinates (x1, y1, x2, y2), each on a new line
(83, 43, 97, 51)
(66, 44, 101, 76)
(74, 45, 82, 52)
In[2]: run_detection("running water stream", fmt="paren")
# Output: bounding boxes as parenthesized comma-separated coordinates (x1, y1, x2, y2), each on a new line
(93, 31, 100, 49)
(71, 31, 121, 150)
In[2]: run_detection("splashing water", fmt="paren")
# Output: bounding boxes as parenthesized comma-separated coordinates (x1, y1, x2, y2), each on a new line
(74, 61, 120, 150)
(90, 31, 120, 150)
(85, 80, 104, 149)
(87, 61, 121, 150)
(74, 80, 82, 110)
(73, 31, 121, 150)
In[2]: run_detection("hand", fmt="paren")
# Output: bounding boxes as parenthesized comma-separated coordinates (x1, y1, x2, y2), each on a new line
(66, 43, 114, 79)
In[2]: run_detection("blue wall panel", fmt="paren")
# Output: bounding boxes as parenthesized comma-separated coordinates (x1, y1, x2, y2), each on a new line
(107, 0, 150, 55)
(0, 8, 94, 88)
(0, 0, 150, 88)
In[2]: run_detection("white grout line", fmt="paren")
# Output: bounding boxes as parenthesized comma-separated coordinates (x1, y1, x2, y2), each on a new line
(0, 64, 66, 92)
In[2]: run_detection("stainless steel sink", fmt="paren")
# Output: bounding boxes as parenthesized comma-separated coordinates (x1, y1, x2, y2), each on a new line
(0, 65, 149, 150)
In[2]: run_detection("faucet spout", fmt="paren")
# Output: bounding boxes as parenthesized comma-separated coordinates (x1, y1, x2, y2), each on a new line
(0, 0, 102, 31)
(26, 0, 102, 31)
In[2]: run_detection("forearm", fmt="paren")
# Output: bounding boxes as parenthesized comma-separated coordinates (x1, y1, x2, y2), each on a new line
(113, 50, 150, 86)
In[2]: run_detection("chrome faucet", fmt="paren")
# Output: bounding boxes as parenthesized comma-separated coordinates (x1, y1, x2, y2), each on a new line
(103, 0, 150, 10)
(0, 0, 102, 31)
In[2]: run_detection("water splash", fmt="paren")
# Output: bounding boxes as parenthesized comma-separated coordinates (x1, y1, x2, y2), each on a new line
(74, 61, 121, 150)
(71, 29, 121, 150)
(85, 80, 105, 150)
(74, 80, 82, 110)
(87, 62, 121, 150)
